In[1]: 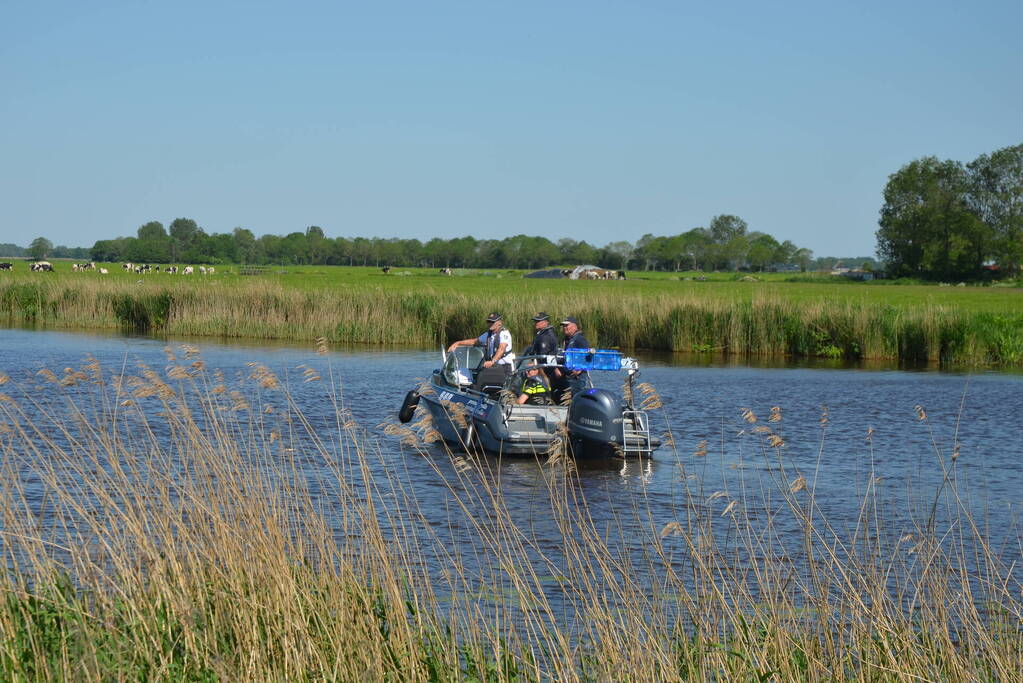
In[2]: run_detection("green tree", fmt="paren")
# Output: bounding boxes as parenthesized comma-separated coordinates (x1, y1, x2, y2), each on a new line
(281, 232, 308, 265)
(705, 215, 749, 269)
(708, 215, 748, 245)
(208, 233, 237, 263)
(306, 225, 328, 264)
(775, 239, 797, 266)
(680, 228, 712, 270)
(182, 231, 213, 263)
(233, 227, 257, 263)
(91, 239, 121, 262)
(448, 237, 478, 268)
(169, 218, 200, 261)
(259, 234, 283, 263)
(968, 143, 1023, 275)
(605, 241, 635, 270)
(137, 221, 166, 241)
(877, 157, 989, 280)
(746, 233, 780, 271)
(28, 237, 53, 260)
(792, 247, 814, 272)
(135, 221, 170, 261)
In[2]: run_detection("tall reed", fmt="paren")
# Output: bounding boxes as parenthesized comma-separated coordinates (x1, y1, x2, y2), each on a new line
(1, 275, 1022, 365)
(0, 351, 1018, 679)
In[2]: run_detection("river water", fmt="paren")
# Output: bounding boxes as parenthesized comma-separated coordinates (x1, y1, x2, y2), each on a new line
(1, 327, 1021, 626)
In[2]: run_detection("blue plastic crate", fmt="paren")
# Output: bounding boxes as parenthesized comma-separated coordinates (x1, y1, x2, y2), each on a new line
(564, 348, 622, 371)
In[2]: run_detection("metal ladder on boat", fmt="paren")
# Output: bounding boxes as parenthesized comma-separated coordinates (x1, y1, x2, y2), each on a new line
(621, 410, 652, 455)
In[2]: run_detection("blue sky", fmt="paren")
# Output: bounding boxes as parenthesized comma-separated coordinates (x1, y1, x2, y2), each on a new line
(2, 0, 1020, 256)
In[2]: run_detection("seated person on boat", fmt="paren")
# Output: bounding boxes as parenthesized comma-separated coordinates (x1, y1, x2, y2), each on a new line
(517, 361, 553, 405)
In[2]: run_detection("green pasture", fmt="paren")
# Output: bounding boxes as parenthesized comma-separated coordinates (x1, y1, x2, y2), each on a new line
(23, 260, 1022, 312)
(3, 261, 1023, 364)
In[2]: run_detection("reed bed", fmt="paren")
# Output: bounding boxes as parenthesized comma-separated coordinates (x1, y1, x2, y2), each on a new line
(0, 350, 1019, 680)
(3, 274, 1023, 365)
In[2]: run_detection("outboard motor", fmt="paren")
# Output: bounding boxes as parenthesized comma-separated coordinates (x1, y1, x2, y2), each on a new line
(567, 388, 624, 459)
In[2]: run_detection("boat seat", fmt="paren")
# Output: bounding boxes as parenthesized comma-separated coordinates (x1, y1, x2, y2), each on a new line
(472, 365, 511, 396)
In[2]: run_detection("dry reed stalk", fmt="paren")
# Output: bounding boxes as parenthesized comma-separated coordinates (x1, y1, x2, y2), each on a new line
(0, 350, 1019, 679)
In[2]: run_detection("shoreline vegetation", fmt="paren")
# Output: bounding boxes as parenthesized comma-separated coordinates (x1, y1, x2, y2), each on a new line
(2, 266, 1023, 365)
(0, 352, 1019, 679)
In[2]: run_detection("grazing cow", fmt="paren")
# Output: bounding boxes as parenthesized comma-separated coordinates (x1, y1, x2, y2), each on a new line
(382, 266, 391, 274)
(31, 261, 54, 272)
(199, 266, 207, 275)
(99, 268, 109, 274)
(616, 270, 626, 280)
(440, 267, 452, 276)
(183, 266, 194, 275)
(0, 262, 13, 271)
(167, 266, 178, 274)
(207, 266, 215, 274)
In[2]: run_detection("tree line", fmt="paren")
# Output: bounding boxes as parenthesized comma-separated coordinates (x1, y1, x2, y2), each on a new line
(7, 142, 1018, 280)
(8, 215, 817, 272)
(877, 142, 1022, 280)
(1, 239, 90, 261)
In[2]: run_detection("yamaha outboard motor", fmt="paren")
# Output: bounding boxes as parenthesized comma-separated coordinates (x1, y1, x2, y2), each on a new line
(567, 388, 624, 459)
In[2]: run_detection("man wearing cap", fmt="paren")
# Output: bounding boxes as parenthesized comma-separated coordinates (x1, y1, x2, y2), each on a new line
(447, 312, 515, 374)
(554, 316, 591, 401)
(523, 312, 558, 359)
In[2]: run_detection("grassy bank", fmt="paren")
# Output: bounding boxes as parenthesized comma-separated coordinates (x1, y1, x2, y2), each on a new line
(2, 266, 1023, 364)
(0, 352, 1019, 680)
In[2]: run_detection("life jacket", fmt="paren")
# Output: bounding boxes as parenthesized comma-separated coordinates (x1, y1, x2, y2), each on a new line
(520, 376, 552, 405)
(480, 328, 514, 364)
(482, 329, 499, 361)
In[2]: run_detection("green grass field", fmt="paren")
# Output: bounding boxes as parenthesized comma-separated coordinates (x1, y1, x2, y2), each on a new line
(8, 260, 1023, 308)
(2, 261, 1023, 364)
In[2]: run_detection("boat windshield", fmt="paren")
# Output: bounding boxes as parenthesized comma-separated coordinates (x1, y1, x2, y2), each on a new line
(443, 346, 483, 386)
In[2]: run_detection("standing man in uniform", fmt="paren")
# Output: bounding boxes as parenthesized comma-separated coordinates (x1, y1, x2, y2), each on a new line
(523, 312, 558, 358)
(448, 311, 515, 380)
(554, 316, 591, 401)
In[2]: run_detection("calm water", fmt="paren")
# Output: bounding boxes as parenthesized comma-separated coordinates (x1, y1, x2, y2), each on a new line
(1, 327, 1021, 618)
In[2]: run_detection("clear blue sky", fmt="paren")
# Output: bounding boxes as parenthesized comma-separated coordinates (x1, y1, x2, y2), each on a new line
(2, 0, 1020, 256)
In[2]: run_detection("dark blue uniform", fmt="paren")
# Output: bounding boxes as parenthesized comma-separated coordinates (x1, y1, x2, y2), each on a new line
(559, 330, 591, 399)
(525, 326, 559, 357)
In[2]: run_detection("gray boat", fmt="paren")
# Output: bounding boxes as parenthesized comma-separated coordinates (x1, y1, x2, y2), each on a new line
(397, 346, 658, 459)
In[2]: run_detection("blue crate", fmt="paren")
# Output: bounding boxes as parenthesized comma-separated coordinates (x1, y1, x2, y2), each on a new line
(564, 348, 622, 371)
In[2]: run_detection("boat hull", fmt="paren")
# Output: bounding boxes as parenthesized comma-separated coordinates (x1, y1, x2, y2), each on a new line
(420, 390, 564, 456)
